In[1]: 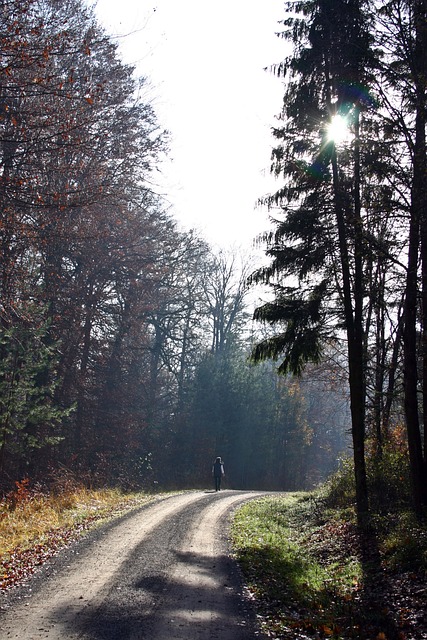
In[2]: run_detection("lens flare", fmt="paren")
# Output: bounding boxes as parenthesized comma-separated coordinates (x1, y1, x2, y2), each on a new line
(327, 114, 351, 144)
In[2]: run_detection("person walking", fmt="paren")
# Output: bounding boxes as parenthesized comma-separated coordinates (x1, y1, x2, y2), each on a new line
(212, 456, 225, 491)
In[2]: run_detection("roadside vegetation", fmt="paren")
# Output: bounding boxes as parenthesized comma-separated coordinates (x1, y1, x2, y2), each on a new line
(0, 478, 160, 591)
(231, 453, 427, 640)
(1, 452, 426, 640)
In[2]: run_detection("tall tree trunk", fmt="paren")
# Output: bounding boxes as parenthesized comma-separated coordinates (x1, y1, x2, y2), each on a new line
(373, 271, 386, 455)
(404, 185, 425, 512)
(404, 0, 427, 513)
(352, 106, 369, 521)
(323, 2, 369, 521)
(416, 0, 427, 500)
(383, 302, 404, 437)
(331, 134, 369, 523)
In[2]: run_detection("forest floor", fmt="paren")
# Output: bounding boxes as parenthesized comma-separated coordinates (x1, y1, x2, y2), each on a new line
(231, 493, 427, 640)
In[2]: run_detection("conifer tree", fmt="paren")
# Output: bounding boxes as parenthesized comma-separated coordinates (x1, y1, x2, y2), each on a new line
(251, 0, 381, 522)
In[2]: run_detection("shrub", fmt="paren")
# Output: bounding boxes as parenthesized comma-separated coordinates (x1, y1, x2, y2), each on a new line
(382, 511, 427, 570)
(323, 457, 356, 509)
(324, 444, 413, 516)
(366, 445, 412, 514)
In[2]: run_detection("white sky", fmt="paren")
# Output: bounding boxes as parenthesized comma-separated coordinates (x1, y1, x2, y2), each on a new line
(93, 0, 286, 249)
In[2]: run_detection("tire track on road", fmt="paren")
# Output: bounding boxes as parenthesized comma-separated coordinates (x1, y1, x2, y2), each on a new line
(144, 491, 265, 640)
(0, 490, 267, 639)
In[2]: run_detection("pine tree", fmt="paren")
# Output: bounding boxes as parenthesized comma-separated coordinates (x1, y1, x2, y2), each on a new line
(251, 0, 381, 522)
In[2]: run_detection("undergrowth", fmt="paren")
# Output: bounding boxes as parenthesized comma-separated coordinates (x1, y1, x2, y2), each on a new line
(232, 493, 363, 639)
(0, 478, 158, 590)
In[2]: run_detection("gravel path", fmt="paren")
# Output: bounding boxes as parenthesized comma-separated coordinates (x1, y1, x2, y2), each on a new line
(0, 490, 268, 639)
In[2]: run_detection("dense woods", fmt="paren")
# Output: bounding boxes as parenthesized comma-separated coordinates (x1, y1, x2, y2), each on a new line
(0, 0, 426, 524)
(0, 0, 348, 493)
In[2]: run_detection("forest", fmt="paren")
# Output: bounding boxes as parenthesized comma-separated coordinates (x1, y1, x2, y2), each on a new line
(0, 0, 426, 526)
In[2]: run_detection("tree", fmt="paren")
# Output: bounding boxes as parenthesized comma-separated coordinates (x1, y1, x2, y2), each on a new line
(142, 229, 210, 424)
(202, 249, 251, 354)
(372, 0, 427, 511)
(0, 0, 169, 485)
(179, 338, 350, 490)
(250, 0, 397, 523)
(0, 306, 71, 479)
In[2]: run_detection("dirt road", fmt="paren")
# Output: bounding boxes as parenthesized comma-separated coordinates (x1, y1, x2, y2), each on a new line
(0, 490, 268, 639)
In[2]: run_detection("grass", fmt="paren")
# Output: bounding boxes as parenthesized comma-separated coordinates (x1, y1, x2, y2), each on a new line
(2, 479, 426, 638)
(0, 486, 150, 556)
(0, 481, 161, 590)
(231, 493, 362, 638)
(231, 492, 427, 639)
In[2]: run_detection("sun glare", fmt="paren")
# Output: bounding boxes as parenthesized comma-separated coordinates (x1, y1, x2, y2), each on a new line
(327, 114, 351, 144)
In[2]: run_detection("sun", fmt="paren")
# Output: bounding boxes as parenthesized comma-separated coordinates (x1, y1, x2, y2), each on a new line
(326, 114, 351, 144)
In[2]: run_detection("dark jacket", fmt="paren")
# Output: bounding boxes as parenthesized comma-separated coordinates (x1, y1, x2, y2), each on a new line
(213, 459, 224, 477)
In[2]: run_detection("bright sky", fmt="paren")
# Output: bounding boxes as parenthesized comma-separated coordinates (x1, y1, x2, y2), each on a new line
(93, 0, 286, 249)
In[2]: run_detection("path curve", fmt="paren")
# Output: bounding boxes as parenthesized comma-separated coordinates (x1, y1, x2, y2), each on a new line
(0, 490, 268, 639)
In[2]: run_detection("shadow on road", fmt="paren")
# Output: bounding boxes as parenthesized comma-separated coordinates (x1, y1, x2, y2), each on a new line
(53, 549, 255, 639)
(52, 495, 261, 640)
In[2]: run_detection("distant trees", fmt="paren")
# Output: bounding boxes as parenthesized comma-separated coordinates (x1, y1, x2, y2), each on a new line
(202, 250, 251, 354)
(251, 0, 427, 518)
(166, 247, 350, 490)
(178, 340, 350, 490)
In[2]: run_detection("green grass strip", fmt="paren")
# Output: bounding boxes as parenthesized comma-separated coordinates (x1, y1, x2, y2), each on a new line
(231, 493, 362, 638)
